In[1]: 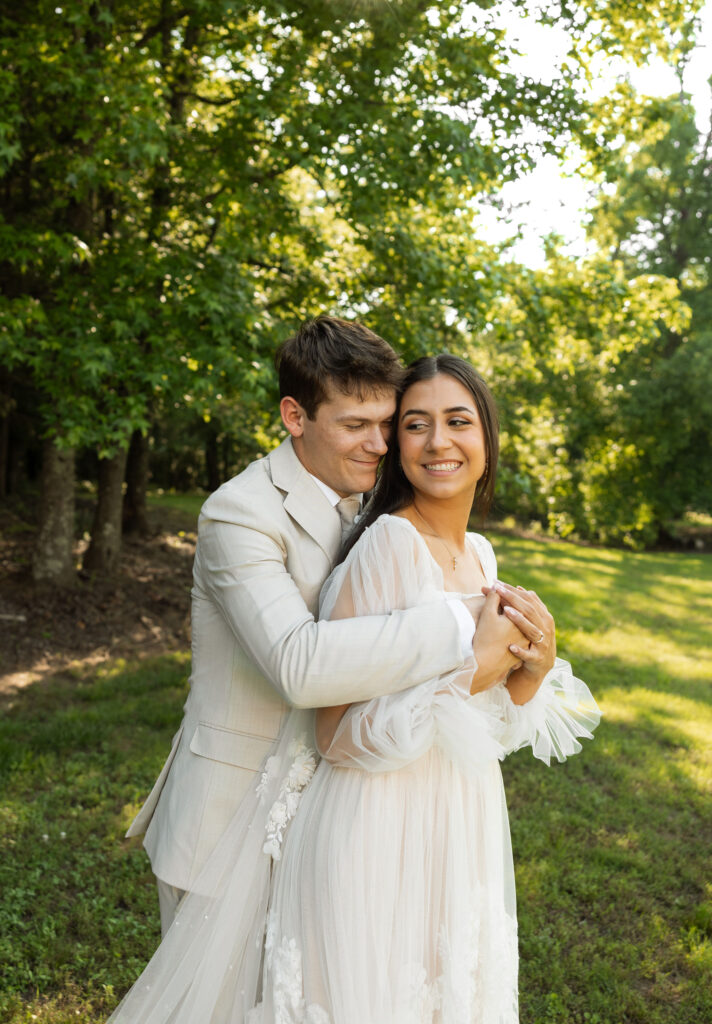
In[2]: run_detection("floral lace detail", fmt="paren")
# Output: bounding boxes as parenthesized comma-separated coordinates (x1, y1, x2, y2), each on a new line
(261, 910, 518, 1024)
(305, 1007, 330, 1024)
(256, 754, 282, 799)
(436, 912, 477, 1022)
(260, 917, 331, 1024)
(393, 962, 441, 1021)
(260, 737, 317, 861)
(434, 897, 518, 1024)
(272, 935, 306, 1021)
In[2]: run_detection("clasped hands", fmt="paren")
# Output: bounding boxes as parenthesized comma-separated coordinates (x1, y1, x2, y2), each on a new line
(462, 582, 556, 699)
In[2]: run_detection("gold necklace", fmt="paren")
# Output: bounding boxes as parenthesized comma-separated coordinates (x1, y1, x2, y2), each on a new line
(413, 506, 464, 572)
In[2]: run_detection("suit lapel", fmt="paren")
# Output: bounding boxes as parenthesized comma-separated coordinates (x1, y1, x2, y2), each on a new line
(268, 438, 342, 561)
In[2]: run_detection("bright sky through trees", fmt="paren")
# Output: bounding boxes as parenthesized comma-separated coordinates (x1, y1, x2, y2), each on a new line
(476, 0, 712, 266)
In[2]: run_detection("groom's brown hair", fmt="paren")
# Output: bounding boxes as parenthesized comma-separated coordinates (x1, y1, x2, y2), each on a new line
(276, 316, 404, 419)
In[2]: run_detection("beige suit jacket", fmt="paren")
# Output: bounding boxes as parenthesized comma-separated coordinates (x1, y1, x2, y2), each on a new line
(127, 437, 466, 890)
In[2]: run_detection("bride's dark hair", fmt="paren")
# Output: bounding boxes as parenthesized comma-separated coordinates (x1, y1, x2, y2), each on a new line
(338, 354, 499, 565)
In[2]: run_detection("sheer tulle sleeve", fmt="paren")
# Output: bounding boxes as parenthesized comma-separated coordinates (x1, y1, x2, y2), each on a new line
(479, 662, 601, 765)
(319, 518, 600, 772)
(317, 516, 505, 775)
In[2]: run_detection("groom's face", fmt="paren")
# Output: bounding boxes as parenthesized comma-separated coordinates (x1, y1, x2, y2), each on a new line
(286, 383, 396, 497)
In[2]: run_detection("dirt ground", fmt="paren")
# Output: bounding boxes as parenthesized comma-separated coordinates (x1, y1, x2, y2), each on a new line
(0, 502, 196, 694)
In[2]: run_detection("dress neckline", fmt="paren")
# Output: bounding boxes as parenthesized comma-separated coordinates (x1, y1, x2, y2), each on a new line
(385, 513, 491, 596)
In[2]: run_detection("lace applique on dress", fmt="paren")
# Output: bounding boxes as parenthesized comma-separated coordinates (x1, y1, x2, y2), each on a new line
(261, 914, 331, 1024)
(259, 737, 317, 861)
(435, 896, 519, 1024)
(261, 910, 519, 1024)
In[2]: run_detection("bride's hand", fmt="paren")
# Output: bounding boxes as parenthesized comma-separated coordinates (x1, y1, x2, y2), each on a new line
(481, 581, 556, 686)
(461, 594, 486, 626)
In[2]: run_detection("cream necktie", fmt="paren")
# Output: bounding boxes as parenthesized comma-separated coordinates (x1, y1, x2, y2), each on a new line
(336, 495, 361, 541)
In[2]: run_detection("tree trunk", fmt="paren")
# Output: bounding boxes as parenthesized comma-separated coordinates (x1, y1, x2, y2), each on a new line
(123, 429, 151, 535)
(205, 426, 220, 492)
(222, 434, 232, 484)
(0, 378, 14, 499)
(0, 409, 8, 500)
(83, 447, 129, 575)
(33, 440, 76, 586)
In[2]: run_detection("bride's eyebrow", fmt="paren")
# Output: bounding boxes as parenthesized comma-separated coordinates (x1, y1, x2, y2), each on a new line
(400, 405, 474, 419)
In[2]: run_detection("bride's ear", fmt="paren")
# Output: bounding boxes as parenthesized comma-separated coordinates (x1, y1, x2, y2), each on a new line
(280, 396, 306, 437)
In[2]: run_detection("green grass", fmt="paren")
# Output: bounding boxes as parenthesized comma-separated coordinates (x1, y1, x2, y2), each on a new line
(146, 491, 207, 521)
(494, 535, 712, 1024)
(0, 655, 191, 1024)
(1, 536, 710, 1023)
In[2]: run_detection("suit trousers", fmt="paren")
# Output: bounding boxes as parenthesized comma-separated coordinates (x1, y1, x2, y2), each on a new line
(156, 877, 186, 937)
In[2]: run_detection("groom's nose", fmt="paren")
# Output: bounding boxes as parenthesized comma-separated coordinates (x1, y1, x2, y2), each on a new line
(363, 425, 389, 456)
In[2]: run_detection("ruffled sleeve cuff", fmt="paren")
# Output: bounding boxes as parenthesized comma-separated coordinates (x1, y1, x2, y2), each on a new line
(486, 658, 602, 765)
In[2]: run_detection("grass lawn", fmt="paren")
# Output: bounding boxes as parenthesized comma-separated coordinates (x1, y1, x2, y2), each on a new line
(146, 491, 207, 521)
(1, 534, 710, 1023)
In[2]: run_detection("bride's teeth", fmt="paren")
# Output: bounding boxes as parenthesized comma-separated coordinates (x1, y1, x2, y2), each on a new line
(425, 462, 459, 471)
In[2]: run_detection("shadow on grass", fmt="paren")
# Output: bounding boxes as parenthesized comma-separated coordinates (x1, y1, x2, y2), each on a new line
(476, 536, 712, 1021)
(493, 534, 712, 703)
(0, 653, 189, 1024)
(493, 533, 711, 628)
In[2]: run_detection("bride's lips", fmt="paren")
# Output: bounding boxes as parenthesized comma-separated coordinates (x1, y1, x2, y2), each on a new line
(422, 461, 462, 474)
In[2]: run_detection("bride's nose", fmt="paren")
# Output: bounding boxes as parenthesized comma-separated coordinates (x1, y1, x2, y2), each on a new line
(425, 420, 450, 451)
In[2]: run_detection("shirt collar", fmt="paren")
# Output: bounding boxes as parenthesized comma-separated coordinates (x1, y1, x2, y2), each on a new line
(308, 473, 362, 508)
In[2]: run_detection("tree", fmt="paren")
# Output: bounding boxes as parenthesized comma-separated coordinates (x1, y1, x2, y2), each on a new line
(580, 86, 712, 538)
(1, 0, 706, 578)
(475, 248, 689, 545)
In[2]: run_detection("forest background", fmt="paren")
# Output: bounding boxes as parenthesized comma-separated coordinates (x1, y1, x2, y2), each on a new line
(2, 0, 712, 584)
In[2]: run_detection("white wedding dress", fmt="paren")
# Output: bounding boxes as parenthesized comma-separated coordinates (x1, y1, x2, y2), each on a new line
(109, 515, 600, 1024)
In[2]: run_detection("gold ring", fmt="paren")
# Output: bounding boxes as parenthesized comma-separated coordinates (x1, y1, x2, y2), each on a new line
(533, 630, 544, 644)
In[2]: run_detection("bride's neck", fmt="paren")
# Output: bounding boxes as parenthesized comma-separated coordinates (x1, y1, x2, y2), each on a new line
(406, 493, 472, 548)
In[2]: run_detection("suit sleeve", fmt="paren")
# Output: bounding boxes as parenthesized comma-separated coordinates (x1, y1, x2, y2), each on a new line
(196, 513, 466, 710)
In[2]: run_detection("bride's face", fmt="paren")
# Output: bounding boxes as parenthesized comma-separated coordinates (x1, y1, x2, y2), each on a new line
(397, 373, 486, 502)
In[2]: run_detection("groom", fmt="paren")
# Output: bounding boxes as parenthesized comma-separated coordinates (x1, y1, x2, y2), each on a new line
(127, 316, 525, 933)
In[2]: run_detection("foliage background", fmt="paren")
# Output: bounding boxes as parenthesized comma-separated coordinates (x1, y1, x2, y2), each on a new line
(1, 0, 711, 578)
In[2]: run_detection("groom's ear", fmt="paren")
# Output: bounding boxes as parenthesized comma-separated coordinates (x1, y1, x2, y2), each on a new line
(280, 396, 307, 437)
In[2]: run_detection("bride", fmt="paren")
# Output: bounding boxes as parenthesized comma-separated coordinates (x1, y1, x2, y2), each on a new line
(109, 355, 600, 1024)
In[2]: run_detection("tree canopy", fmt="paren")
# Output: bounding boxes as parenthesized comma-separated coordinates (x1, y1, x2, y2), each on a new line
(1, 0, 709, 578)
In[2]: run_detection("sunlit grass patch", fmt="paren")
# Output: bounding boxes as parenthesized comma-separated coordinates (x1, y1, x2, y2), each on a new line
(147, 491, 206, 521)
(492, 533, 712, 1024)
